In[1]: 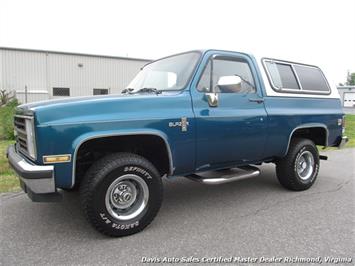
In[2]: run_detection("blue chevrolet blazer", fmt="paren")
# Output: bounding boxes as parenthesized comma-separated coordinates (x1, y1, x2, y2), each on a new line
(7, 49, 348, 236)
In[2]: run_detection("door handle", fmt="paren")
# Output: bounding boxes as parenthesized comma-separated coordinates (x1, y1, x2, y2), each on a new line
(248, 97, 264, 104)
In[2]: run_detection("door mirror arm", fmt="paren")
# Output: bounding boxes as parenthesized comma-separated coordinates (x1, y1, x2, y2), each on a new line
(205, 92, 219, 107)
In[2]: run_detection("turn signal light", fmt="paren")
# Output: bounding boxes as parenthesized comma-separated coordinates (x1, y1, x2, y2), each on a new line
(43, 155, 71, 164)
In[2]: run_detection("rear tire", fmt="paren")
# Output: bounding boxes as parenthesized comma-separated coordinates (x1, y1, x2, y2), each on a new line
(276, 138, 319, 191)
(80, 153, 163, 237)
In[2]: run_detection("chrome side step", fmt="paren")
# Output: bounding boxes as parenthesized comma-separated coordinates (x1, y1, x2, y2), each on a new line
(185, 165, 260, 185)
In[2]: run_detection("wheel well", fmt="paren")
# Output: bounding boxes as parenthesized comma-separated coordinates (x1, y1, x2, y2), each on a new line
(74, 135, 171, 186)
(291, 127, 327, 147)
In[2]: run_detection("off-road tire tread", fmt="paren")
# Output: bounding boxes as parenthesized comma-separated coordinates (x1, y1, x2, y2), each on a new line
(276, 138, 319, 191)
(80, 152, 163, 237)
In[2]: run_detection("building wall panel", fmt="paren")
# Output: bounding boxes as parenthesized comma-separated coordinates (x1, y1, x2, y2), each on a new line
(47, 54, 146, 98)
(1, 49, 48, 94)
(0, 48, 149, 103)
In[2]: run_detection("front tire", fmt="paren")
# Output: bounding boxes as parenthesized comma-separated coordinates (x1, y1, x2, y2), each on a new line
(276, 138, 320, 191)
(80, 153, 163, 237)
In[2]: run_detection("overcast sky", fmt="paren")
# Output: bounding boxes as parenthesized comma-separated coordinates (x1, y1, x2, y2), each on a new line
(1, 0, 354, 84)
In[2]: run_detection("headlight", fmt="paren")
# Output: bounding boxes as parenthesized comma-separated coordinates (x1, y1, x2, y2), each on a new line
(25, 118, 36, 159)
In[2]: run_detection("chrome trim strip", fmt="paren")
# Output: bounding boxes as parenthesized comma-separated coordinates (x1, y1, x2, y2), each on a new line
(291, 64, 303, 91)
(14, 115, 34, 119)
(284, 123, 329, 156)
(43, 154, 72, 164)
(71, 132, 174, 188)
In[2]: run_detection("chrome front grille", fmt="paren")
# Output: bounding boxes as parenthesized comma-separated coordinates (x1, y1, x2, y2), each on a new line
(17, 132, 28, 151)
(14, 116, 26, 131)
(14, 115, 35, 158)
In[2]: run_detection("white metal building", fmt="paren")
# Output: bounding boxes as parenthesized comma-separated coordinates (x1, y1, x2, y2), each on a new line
(337, 86, 355, 108)
(0, 47, 150, 103)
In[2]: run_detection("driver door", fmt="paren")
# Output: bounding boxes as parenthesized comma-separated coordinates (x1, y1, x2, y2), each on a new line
(191, 52, 267, 171)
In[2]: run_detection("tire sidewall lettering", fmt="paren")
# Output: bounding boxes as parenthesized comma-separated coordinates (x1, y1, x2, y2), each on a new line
(99, 213, 140, 230)
(124, 166, 152, 179)
(95, 164, 156, 231)
(294, 145, 319, 184)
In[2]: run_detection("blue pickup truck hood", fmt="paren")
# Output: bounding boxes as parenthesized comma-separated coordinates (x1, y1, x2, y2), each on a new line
(18, 92, 183, 125)
(22, 94, 128, 109)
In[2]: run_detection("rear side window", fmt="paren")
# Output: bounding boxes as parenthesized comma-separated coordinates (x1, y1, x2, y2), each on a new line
(293, 65, 329, 92)
(264, 62, 300, 90)
(263, 59, 330, 94)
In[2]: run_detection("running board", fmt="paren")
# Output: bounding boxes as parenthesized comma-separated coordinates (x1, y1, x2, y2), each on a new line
(185, 165, 260, 185)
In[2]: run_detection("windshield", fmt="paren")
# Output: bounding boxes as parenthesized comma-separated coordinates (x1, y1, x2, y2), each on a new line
(127, 52, 201, 92)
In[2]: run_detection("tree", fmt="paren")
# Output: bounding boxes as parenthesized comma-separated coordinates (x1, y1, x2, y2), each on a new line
(0, 89, 15, 106)
(346, 71, 355, 86)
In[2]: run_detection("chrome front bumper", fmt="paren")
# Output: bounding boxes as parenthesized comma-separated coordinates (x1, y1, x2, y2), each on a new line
(7, 145, 61, 202)
(338, 136, 349, 149)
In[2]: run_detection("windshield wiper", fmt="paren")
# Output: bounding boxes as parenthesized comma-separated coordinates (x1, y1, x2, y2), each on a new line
(125, 87, 162, 95)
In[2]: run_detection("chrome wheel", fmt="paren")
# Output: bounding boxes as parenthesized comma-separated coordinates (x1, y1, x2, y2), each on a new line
(105, 174, 149, 221)
(296, 151, 315, 180)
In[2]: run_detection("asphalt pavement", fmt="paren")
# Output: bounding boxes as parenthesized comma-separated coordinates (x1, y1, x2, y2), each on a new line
(1, 149, 354, 265)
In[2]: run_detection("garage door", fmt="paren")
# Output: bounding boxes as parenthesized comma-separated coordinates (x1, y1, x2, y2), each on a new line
(344, 92, 355, 107)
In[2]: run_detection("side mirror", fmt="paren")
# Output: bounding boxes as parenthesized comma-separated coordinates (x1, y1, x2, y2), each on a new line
(217, 75, 242, 86)
(216, 75, 242, 93)
(205, 92, 219, 107)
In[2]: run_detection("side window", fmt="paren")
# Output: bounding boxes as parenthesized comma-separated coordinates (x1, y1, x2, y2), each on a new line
(263, 59, 330, 94)
(197, 57, 256, 94)
(197, 60, 212, 92)
(264, 62, 300, 90)
(293, 65, 329, 92)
